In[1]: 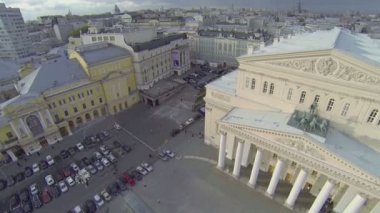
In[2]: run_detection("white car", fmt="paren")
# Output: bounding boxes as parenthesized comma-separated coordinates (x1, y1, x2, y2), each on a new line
(101, 190, 111, 201)
(141, 162, 153, 172)
(72, 206, 83, 213)
(164, 149, 175, 158)
(46, 155, 55, 166)
(66, 176, 75, 187)
(32, 163, 40, 173)
(114, 122, 121, 130)
(58, 181, 68, 193)
(99, 145, 110, 155)
(136, 166, 148, 175)
(29, 183, 38, 195)
(94, 151, 102, 160)
(70, 163, 80, 173)
(106, 153, 117, 163)
(94, 194, 104, 208)
(45, 175, 55, 186)
(101, 157, 110, 167)
(76, 143, 84, 151)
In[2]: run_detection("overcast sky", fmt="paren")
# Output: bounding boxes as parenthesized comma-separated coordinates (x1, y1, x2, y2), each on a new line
(3, 0, 380, 20)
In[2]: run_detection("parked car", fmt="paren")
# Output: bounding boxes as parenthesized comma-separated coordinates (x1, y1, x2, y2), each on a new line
(113, 140, 122, 148)
(22, 200, 33, 213)
(122, 173, 136, 186)
(46, 155, 55, 166)
(0, 179, 7, 191)
(72, 205, 83, 213)
(87, 165, 97, 175)
(100, 190, 111, 201)
(63, 167, 72, 177)
(114, 122, 121, 130)
(41, 188, 51, 204)
(107, 183, 119, 196)
(24, 166, 33, 177)
(20, 188, 30, 201)
(94, 151, 102, 160)
(99, 145, 110, 155)
(49, 185, 61, 198)
(163, 149, 175, 158)
(39, 160, 48, 170)
(101, 158, 110, 167)
(129, 170, 142, 181)
(93, 194, 104, 208)
(7, 176, 15, 187)
(94, 160, 104, 171)
(66, 176, 75, 187)
(115, 180, 127, 191)
(44, 175, 55, 186)
(158, 152, 169, 161)
(102, 130, 110, 138)
(122, 144, 132, 153)
(32, 163, 40, 173)
(60, 150, 70, 159)
(136, 166, 148, 176)
(15, 172, 25, 182)
(9, 194, 21, 211)
(58, 181, 68, 193)
(70, 163, 80, 173)
(84, 200, 97, 213)
(29, 183, 38, 195)
(106, 153, 117, 163)
(141, 162, 153, 172)
(31, 194, 42, 209)
(68, 147, 77, 155)
(76, 143, 84, 151)
(82, 157, 92, 166)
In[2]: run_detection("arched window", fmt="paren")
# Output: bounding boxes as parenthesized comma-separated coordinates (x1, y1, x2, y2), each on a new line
(314, 95, 320, 104)
(263, 81, 268, 93)
(251, 79, 256, 90)
(299, 91, 306, 103)
(26, 115, 44, 136)
(341, 103, 350, 116)
(287, 88, 293, 100)
(269, 83, 274, 95)
(367, 109, 378, 123)
(326, 99, 335, 111)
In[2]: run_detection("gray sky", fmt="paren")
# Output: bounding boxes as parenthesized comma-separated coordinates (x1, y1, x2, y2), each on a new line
(3, 0, 380, 20)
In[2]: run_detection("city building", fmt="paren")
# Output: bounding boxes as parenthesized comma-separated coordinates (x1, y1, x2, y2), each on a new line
(0, 3, 31, 59)
(53, 23, 74, 41)
(0, 43, 139, 159)
(204, 28, 380, 212)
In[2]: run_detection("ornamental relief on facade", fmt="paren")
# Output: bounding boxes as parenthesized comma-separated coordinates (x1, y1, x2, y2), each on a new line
(277, 138, 325, 161)
(266, 57, 380, 86)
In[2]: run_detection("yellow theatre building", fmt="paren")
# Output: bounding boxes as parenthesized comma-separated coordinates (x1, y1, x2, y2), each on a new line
(0, 42, 139, 159)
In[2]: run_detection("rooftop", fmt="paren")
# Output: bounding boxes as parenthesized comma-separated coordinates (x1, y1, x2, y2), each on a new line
(206, 70, 237, 95)
(131, 33, 187, 52)
(76, 43, 131, 66)
(221, 108, 380, 178)
(253, 27, 380, 67)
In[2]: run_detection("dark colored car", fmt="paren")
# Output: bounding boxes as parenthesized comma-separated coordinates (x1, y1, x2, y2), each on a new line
(122, 145, 132, 153)
(170, 128, 181, 137)
(31, 194, 42, 209)
(41, 188, 51, 204)
(68, 147, 76, 156)
(22, 201, 33, 213)
(81, 157, 92, 166)
(63, 167, 72, 177)
(39, 160, 48, 170)
(0, 179, 7, 191)
(49, 185, 61, 198)
(60, 150, 70, 159)
(84, 200, 97, 213)
(107, 183, 119, 196)
(122, 173, 136, 186)
(129, 170, 143, 181)
(113, 140, 122, 148)
(7, 176, 15, 187)
(15, 172, 25, 182)
(24, 166, 34, 177)
(9, 194, 21, 210)
(83, 136, 93, 147)
(19, 188, 30, 202)
(95, 133, 105, 142)
(115, 180, 127, 191)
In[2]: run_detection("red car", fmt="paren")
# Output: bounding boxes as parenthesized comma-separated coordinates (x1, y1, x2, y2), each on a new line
(63, 167, 72, 177)
(41, 188, 51, 204)
(122, 174, 135, 186)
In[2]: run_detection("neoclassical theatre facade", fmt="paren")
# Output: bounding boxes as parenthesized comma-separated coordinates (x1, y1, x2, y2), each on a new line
(204, 28, 380, 213)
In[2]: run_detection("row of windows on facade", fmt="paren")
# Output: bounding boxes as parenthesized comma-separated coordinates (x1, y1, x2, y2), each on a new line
(48, 89, 94, 109)
(57, 97, 103, 119)
(91, 36, 115, 42)
(247, 78, 360, 118)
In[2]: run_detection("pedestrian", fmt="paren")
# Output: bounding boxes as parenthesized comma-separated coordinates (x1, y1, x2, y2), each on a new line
(149, 154, 152, 158)
(36, 152, 40, 156)
(16, 162, 21, 167)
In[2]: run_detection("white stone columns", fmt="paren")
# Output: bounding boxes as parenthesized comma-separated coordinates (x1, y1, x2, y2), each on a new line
(309, 180, 335, 213)
(217, 133, 227, 170)
(19, 118, 32, 137)
(285, 169, 308, 209)
(45, 109, 54, 125)
(343, 194, 366, 213)
(266, 158, 285, 197)
(232, 141, 244, 178)
(9, 121, 21, 139)
(248, 148, 262, 187)
(38, 112, 47, 129)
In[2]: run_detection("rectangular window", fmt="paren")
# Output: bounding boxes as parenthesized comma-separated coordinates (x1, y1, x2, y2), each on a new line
(73, 107, 78, 113)
(77, 94, 81, 99)
(52, 103, 56, 108)
(64, 110, 68, 116)
(269, 83, 274, 95)
(341, 103, 350, 116)
(62, 99, 66, 104)
(299, 91, 306, 103)
(81, 93, 84, 98)
(110, 36, 115, 41)
(91, 37, 96, 41)
(116, 92, 120, 97)
(6, 132, 13, 139)
(83, 103, 87, 109)
(91, 100, 95, 106)
(68, 97, 72, 102)
(87, 91, 90, 96)
(314, 95, 320, 104)
(48, 104, 52, 109)
(99, 98, 103, 103)
(251, 79, 255, 90)
(287, 88, 293, 100)
(97, 36, 102, 41)
(72, 96, 75, 101)
(128, 87, 131, 93)
(90, 90, 93, 95)
(58, 100, 62, 105)
(326, 99, 335, 111)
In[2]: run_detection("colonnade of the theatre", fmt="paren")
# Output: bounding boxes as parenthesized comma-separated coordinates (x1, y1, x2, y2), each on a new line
(217, 132, 376, 213)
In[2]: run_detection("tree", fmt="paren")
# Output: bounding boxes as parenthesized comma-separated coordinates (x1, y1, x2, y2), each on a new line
(69, 25, 89, 38)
